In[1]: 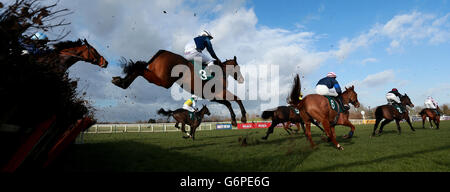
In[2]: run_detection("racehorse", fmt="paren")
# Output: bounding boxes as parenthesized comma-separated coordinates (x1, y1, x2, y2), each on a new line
(260, 106, 325, 140)
(419, 108, 440, 129)
(372, 94, 415, 136)
(157, 104, 211, 140)
(290, 75, 360, 150)
(112, 50, 246, 126)
(35, 39, 108, 73)
(261, 75, 324, 140)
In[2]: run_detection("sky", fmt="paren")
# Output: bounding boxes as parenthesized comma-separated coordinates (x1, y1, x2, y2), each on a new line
(23, 0, 450, 122)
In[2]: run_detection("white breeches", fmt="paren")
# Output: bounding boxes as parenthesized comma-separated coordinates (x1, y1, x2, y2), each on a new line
(386, 93, 400, 104)
(183, 104, 195, 112)
(424, 100, 437, 109)
(315, 85, 338, 97)
(184, 42, 214, 66)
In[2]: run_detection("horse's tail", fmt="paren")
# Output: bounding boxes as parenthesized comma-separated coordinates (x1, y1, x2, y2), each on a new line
(419, 109, 426, 116)
(119, 57, 148, 76)
(261, 111, 274, 120)
(157, 108, 173, 117)
(288, 74, 301, 106)
(374, 106, 383, 119)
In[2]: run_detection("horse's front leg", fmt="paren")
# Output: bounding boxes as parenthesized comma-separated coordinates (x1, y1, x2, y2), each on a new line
(181, 123, 191, 139)
(395, 119, 402, 135)
(234, 99, 247, 123)
(338, 114, 355, 139)
(217, 90, 247, 124)
(212, 99, 237, 126)
(405, 116, 415, 132)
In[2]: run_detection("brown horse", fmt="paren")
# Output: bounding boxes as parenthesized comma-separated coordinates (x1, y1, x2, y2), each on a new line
(290, 75, 360, 150)
(35, 39, 108, 73)
(372, 94, 415, 136)
(157, 105, 211, 140)
(112, 50, 246, 126)
(419, 108, 440, 129)
(261, 106, 325, 140)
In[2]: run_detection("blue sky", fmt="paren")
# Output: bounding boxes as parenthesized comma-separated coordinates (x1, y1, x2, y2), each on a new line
(56, 0, 450, 122)
(251, 0, 450, 107)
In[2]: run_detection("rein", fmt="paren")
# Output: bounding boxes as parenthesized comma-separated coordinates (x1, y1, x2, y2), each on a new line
(59, 43, 96, 62)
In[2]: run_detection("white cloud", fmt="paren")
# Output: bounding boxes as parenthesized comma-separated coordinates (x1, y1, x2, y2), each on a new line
(350, 70, 395, 88)
(59, 1, 331, 122)
(361, 58, 378, 65)
(333, 11, 450, 60)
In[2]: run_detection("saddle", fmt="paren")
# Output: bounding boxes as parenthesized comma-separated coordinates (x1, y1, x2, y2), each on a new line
(427, 108, 440, 116)
(288, 106, 300, 115)
(324, 96, 343, 126)
(185, 111, 197, 122)
(391, 103, 404, 114)
(324, 96, 343, 113)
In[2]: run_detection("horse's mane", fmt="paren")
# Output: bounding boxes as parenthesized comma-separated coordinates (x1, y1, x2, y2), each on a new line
(52, 39, 83, 52)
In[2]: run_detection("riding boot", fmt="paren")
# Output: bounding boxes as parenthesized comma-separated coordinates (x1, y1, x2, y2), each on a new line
(338, 95, 350, 111)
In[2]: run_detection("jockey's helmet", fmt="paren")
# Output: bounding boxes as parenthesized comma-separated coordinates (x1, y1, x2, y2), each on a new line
(326, 72, 336, 78)
(31, 32, 48, 41)
(200, 30, 213, 39)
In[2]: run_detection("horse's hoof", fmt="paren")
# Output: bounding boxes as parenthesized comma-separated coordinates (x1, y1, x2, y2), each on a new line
(261, 136, 268, 140)
(182, 136, 191, 139)
(337, 146, 344, 151)
(343, 135, 352, 139)
(232, 121, 238, 127)
(241, 117, 247, 123)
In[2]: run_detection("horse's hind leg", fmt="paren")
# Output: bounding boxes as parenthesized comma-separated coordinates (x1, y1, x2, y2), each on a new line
(379, 119, 393, 135)
(283, 122, 293, 134)
(429, 118, 434, 129)
(304, 122, 316, 148)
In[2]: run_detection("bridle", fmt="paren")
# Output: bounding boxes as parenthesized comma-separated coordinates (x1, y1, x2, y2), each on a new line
(59, 41, 98, 63)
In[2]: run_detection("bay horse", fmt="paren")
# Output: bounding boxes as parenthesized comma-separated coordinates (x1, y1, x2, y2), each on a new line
(260, 106, 325, 140)
(290, 75, 360, 150)
(112, 50, 246, 126)
(35, 39, 108, 73)
(372, 94, 415, 136)
(157, 104, 211, 140)
(419, 108, 440, 129)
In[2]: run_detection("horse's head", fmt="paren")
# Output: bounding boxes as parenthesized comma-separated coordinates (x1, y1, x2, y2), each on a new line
(59, 39, 108, 68)
(222, 56, 244, 84)
(82, 39, 108, 68)
(201, 104, 211, 116)
(344, 85, 360, 108)
(401, 94, 414, 108)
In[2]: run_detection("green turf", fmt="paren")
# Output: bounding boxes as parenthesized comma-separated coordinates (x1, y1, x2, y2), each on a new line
(52, 121, 450, 172)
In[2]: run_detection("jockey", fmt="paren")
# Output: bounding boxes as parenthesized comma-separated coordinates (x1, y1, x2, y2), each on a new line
(183, 95, 198, 119)
(20, 32, 49, 55)
(386, 88, 405, 112)
(315, 72, 350, 111)
(386, 88, 402, 105)
(184, 30, 220, 76)
(424, 96, 440, 115)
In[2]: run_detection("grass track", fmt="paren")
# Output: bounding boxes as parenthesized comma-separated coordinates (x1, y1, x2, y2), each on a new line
(52, 121, 450, 172)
